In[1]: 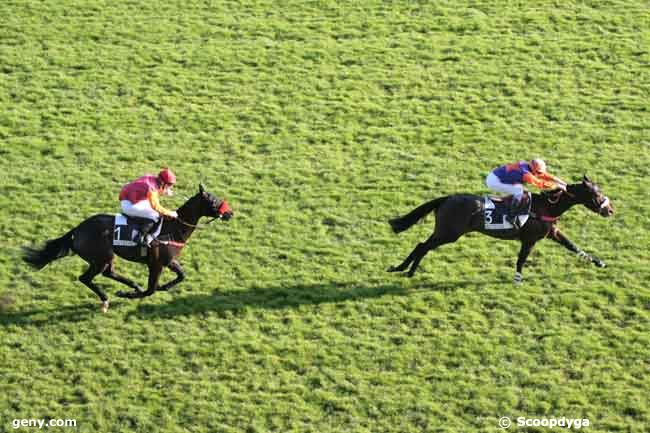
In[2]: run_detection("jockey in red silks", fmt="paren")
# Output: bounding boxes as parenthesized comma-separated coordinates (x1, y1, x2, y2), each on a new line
(119, 168, 178, 245)
(486, 159, 566, 227)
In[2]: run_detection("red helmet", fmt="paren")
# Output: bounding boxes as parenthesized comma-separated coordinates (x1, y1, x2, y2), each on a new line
(158, 168, 177, 185)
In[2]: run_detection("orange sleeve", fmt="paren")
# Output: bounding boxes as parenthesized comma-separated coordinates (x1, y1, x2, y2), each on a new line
(147, 190, 174, 217)
(537, 172, 557, 181)
(522, 173, 555, 189)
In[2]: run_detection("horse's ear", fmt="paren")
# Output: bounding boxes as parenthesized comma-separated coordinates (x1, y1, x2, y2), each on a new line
(583, 175, 591, 183)
(199, 183, 205, 194)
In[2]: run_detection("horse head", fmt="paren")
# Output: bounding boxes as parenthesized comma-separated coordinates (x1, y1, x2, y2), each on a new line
(566, 175, 614, 217)
(198, 183, 233, 221)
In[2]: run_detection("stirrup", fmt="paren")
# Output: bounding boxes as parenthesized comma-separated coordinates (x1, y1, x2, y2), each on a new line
(507, 215, 520, 229)
(137, 234, 153, 247)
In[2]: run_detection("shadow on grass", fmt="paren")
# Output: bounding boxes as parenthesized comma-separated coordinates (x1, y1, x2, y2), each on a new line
(0, 301, 110, 327)
(130, 278, 494, 320)
(1, 279, 498, 326)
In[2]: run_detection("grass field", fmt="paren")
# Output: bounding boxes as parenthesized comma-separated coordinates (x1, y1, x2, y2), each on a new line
(1, 1, 649, 432)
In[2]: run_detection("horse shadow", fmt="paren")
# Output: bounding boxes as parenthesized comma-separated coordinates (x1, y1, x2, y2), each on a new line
(0, 301, 107, 327)
(130, 278, 495, 320)
(1, 279, 498, 326)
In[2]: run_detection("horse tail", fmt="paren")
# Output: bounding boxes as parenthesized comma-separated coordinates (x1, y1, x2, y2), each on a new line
(22, 229, 75, 270)
(389, 196, 450, 234)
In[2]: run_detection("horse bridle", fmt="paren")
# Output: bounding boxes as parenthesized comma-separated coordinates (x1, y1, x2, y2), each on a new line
(175, 195, 226, 229)
(594, 194, 610, 210)
(547, 186, 610, 211)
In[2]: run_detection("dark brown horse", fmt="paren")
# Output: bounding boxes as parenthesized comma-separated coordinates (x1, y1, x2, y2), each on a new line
(23, 184, 233, 312)
(388, 176, 613, 283)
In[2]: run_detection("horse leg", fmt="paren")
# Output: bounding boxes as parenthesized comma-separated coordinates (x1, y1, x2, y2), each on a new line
(79, 262, 110, 313)
(549, 227, 606, 268)
(406, 234, 459, 277)
(389, 230, 461, 276)
(127, 262, 163, 298)
(158, 260, 185, 291)
(102, 261, 144, 292)
(388, 241, 428, 273)
(514, 241, 537, 284)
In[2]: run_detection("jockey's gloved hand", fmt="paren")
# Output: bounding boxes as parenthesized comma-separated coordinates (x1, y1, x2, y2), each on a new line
(553, 176, 568, 188)
(169, 211, 179, 219)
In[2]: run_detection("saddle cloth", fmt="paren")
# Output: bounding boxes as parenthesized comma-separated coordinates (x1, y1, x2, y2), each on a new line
(484, 193, 531, 230)
(113, 214, 162, 247)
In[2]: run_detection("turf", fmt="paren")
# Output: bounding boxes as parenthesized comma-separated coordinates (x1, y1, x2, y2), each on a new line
(1, 1, 649, 432)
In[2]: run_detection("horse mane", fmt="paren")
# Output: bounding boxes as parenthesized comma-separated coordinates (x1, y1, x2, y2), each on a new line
(540, 188, 563, 197)
(176, 192, 202, 211)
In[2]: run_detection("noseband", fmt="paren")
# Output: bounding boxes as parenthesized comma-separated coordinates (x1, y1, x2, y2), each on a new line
(595, 195, 610, 210)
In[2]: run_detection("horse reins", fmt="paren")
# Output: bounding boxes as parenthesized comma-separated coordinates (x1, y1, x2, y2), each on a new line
(176, 216, 219, 229)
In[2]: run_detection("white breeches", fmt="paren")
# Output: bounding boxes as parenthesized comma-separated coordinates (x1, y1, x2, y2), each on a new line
(120, 200, 160, 221)
(485, 172, 525, 199)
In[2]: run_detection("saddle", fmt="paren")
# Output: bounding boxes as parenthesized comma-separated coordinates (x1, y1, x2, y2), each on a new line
(484, 193, 531, 230)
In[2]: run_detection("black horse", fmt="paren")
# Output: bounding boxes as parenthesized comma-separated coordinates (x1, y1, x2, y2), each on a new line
(23, 184, 233, 312)
(388, 176, 614, 283)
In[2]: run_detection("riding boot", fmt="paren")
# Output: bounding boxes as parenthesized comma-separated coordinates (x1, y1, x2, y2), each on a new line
(507, 197, 523, 228)
(138, 220, 157, 246)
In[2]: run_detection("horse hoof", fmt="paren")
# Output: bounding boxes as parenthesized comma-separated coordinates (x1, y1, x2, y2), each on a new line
(387, 266, 399, 273)
(513, 272, 523, 284)
(116, 291, 127, 298)
(101, 300, 109, 313)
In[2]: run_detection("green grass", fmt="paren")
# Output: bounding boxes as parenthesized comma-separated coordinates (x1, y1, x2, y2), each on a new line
(1, 1, 649, 432)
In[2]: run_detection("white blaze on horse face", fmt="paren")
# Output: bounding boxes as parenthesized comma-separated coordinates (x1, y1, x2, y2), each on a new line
(600, 197, 610, 209)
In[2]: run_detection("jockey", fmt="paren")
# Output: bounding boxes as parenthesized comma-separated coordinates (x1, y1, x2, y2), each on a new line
(485, 159, 566, 227)
(119, 168, 178, 246)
